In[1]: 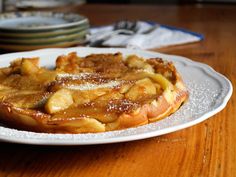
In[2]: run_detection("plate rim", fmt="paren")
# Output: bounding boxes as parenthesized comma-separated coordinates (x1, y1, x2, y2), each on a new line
(0, 11, 89, 31)
(0, 30, 88, 45)
(0, 47, 233, 145)
(0, 24, 89, 38)
(0, 40, 85, 51)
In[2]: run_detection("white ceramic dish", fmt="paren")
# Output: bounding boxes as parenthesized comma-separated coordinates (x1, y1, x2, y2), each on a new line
(0, 12, 88, 31)
(0, 47, 232, 145)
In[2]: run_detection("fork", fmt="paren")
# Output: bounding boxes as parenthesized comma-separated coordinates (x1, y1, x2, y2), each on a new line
(113, 20, 139, 33)
(88, 21, 159, 47)
(89, 20, 139, 47)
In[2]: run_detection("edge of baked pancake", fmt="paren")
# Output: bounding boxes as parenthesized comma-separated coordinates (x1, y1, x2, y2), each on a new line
(0, 79, 188, 133)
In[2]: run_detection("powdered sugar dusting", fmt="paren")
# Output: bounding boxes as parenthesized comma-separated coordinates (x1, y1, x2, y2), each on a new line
(57, 73, 99, 80)
(65, 80, 122, 90)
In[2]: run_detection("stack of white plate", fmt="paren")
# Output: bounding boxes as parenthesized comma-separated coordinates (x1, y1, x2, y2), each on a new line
(0, 11, 89, 51)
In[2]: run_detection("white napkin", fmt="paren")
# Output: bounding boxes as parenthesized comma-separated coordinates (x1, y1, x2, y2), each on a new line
(89, 21, 203, 49)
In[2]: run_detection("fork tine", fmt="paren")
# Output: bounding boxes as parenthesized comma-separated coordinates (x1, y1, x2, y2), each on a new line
(113, 20, 138, 32)
(130, 21, 138, 32)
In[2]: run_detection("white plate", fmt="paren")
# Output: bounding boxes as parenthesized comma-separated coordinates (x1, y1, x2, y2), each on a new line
(0, 47, 232, 145)
(0, 12, 88, 31)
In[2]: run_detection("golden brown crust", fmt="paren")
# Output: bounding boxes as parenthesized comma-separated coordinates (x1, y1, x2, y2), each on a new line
(0, 53, 188, 133)
(0, 102, 50, 132)
(106, 81, 188, 130)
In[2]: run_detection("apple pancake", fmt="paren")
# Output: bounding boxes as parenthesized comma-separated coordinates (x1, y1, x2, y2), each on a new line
(0, 52, 188, 133)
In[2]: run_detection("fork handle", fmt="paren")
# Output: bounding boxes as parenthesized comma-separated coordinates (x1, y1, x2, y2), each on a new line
(89, 39, 106, 47)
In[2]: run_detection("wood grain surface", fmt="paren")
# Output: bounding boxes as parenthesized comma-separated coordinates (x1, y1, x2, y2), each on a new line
(0, 4, 236, 177)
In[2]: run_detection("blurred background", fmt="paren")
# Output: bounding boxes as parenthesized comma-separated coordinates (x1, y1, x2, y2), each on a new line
(87, 0, 236, 3)
(0, 0, 235, 12)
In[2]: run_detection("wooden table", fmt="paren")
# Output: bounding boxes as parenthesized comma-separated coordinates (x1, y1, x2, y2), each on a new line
(0, 4, 235, 177)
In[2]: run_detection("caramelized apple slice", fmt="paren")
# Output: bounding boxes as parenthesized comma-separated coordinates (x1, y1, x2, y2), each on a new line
(125, 78, 156, 101)
(36, 69, 57, 84)
(149, 73, 173, 90)
(126, 55, 154, 73)
(95, 91, 124, 106)
(4, 91, 51, 109)
(45, 89, 74, 114)
(21, 58, 40, 75)
(48, 116, 105, 133)
(72, 88, 110, 105)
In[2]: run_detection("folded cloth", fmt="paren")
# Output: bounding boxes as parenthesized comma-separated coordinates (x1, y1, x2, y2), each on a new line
(89, 21, 203, 49)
